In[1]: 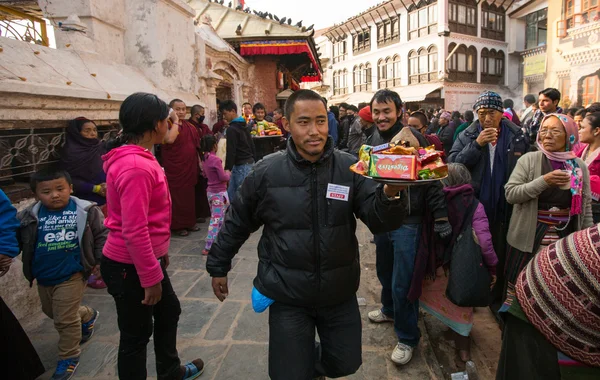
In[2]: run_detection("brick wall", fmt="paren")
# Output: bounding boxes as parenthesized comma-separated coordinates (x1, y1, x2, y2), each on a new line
(248, 56, 278, 112)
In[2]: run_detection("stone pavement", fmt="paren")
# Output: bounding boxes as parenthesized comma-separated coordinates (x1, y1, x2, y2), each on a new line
(24, 222, 445, 380)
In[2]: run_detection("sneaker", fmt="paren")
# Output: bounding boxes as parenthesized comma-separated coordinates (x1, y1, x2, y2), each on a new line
(367, 309, 394, 323)
(180, 358, 205, 380)
(391, 343, 414, 365)
(81, 309, 99, 343)
(52, 357, 79, 380)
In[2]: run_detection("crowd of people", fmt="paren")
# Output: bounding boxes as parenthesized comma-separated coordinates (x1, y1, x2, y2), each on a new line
(0, 84, 599, 380)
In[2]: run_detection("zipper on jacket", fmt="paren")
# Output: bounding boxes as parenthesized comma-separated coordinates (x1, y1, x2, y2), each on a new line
(311, 164, 321, 298)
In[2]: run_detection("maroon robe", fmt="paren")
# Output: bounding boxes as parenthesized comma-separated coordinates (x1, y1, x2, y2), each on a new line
(162, 120, 200, 230)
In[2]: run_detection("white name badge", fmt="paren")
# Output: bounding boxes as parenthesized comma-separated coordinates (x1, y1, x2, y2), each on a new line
(326, 183, 350, 202)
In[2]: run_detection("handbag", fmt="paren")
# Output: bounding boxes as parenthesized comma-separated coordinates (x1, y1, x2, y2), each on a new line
(445, 200, 492, 307)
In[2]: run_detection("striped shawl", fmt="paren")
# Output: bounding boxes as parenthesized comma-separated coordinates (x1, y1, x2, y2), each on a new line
(516, 225, 600, 367)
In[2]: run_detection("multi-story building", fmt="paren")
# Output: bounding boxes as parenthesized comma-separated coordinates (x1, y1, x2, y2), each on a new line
(511, 0, 600, 109)
(319, 0, 522, 112)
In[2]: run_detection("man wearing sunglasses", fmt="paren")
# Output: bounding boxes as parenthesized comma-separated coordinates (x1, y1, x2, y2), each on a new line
(448, 91, 530, 321)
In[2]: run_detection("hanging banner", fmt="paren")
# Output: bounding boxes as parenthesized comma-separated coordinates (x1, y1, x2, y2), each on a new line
(240, 40, 322, 80)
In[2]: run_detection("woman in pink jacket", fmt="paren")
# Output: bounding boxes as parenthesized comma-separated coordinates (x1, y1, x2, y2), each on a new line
(420, 163, 498, 362)
(576, 111, 600, 223)
(101, 93, 204, 380)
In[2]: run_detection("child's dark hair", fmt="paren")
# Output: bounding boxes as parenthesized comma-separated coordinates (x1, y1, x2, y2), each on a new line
(30, 167, 72, 192)
(253, 103, 266, 114)
(219, 100, 237, 113)
(200, 134, 217, 161)
(107, 92, 169, 151)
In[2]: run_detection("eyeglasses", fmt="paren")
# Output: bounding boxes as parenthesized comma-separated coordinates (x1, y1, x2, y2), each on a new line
(477, 110, 499, 119)
(539, 128, 565, 137)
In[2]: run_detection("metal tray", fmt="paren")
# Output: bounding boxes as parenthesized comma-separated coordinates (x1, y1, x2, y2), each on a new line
(363, 175, 448, 186)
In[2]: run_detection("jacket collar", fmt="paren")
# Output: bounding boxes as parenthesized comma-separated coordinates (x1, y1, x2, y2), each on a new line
(286, 136, 334, 166)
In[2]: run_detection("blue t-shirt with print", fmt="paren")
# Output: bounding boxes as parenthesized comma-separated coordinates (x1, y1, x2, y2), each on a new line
(32, 199, 83, 286)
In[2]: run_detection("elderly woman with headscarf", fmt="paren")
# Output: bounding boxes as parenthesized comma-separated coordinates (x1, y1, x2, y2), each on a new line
(502, 113, 593, 305)
(60, 117, 107, 207)
(497, 224, 600, 379)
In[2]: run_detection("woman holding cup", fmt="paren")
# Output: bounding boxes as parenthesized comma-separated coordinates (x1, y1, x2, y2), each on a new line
(502, 114, 593, 306)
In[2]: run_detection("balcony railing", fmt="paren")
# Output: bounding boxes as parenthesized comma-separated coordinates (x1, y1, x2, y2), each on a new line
(0, 5, 49, 46)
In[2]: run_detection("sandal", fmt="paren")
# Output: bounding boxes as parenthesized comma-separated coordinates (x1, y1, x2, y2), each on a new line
(180, 358, 204, 380)
(189, 224, 201, 232)
(176, 229, 189, 237)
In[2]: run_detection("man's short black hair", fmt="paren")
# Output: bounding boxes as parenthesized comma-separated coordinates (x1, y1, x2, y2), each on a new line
(242, 102, 252, 108)
(253, 103, 266, 114)
(503, 99, 514, 109)
(539, 88, 561, 102)
(322, 97, 328, 106)
(219, 100, 237, 113)
(370, 89, 403, 112)
(358, 102, 368, 111)
(347, 105, 359, 113)
(524, 94, 536, 105)
(190, 104, 204, 116)
(30, 167, 72, 192)
(284, 89, 327, 119)
(169, 98, 185, 107)
(408, 111, 428, 127)
(274, 108, 283, 114)
(339, 102, 350, 110)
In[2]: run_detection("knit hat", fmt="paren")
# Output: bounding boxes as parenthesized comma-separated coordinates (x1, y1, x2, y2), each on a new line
(473, 91, 503, 112)
(439, 111, 451, 121)
(358, 106, 374, 123)
(516, 225, 600, 367)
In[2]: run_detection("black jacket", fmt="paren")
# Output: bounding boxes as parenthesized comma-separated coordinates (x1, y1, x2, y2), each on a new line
(225, 117, 255, 170)
(337, 115, 355, 150)
(207, 137, 408, 308)
(366, 121, 448, 223)
(448, 119, 530, 200)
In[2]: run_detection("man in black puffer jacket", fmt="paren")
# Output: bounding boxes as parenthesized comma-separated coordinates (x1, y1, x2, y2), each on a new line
(207, 90, 408, 380)
(364, 89, 449, 366)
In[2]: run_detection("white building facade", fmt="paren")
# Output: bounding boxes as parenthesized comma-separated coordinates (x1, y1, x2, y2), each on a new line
(320, 0, 523, 112)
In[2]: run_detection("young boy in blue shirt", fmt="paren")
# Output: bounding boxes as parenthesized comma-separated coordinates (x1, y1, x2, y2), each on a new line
(14, 168, 107, 380)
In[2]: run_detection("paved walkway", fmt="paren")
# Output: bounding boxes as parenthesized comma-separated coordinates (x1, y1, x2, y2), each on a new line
(26, 222, 444, 380)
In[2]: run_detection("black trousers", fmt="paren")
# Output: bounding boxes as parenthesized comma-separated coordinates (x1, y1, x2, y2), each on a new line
(1, 296, 45, 380)
(496, 314, 560, 380)
(268, 297, 362, 380)
(101, 256, 181, 380)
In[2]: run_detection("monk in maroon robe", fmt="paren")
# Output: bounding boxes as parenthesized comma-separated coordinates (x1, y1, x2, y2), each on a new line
(189, 104, 212, 221)
(162, 99, 201, 235)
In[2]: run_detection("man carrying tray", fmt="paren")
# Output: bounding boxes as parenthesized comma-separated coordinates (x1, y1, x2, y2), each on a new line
(366, 89, 449, 365)
(207, 89, 411, 380)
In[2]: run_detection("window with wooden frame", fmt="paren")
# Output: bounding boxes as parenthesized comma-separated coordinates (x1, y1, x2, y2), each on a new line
(580, 0, 599, 24)
(481, 48, 505, 84)
(481, 2, 506, 41)
(449, 0, 477, 36)
(332, 40, 347, 63)
(408, 45, 437, 84)
(526, 8, 548, 49)
(448, 43, 477, 82)
(377, 17, 400, 47)
(581, 75, 599, 106)
(333, 70, 348, 95)
(352, 29, 371, 54)
(378, 55, 401, 88)
(353, 63, 372, 92)
(408, 0, 438, 41)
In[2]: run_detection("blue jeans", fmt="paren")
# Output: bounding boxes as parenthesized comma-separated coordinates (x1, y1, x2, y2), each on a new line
(227, 163, 253, 203)
(374, 224, 421, 347)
